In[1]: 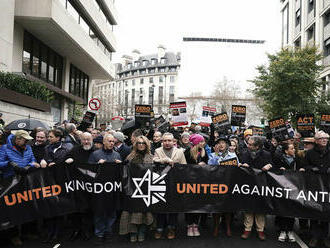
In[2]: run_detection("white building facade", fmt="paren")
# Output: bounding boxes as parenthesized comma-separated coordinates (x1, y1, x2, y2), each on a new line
(280, 0, 330, 90)
(94, 46, 181, 124)
(0, 0, 117, 125)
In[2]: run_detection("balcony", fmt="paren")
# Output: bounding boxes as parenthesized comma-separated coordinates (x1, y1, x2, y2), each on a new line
(102, 0, 118, 25)
(323, 55, 330, 66)
(295, 25, 301, 37)
(14, 0, 115, 79)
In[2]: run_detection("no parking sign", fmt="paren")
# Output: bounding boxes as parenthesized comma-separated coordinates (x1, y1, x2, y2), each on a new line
(89, 98, 101, 111)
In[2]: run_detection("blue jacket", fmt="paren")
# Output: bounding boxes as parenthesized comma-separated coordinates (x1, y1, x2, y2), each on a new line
(88, 148, 121, 164)
(208, 151, 239, 165)
(0, 134, 36, 178)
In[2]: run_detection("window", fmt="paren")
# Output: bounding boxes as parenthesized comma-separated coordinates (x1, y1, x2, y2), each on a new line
(139, 95, 143, 104)
(324, 39, 330, 56)
(307, 25, 315, 41)
(23, 31, 63, 87)
(149, 87, 154, 104)
(160, 58, 167, 64)
(149, 77, 153, 83)
(125, 80, 128, 87)
(169, 86, 175, 102)
(282, 4, 289, 46)
(308, 0, 314, 13)
(158, 86, 163, 104)
(170, 76, 175, 82)
(149, 68, 155, 73)
(294, 38, 301, 48)
(159, 76, 164, 83)
(169, 67, 176, 72)
(140, 88, 143, 94)
(128, 63, 132, 69)
(69, 64, 90, 101)
(132, 79, 135, 86)
(295, 9, 301, 29)
(151, 58, 157, 65)
(142, 60, 148, 66)
(131, 89, 135, 105)
(159, 67, 165, 73)
(134, 61, 140, 67)
(140, 78, 144, 84)
(140, 69, 146, 74)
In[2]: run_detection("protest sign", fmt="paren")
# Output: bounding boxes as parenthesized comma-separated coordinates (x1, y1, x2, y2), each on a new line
(320, 114, 330, 134)
(200, 106, 216, 127)
(268, 117, 290, 141)
(135, 104, 152, 128)
(231, 105, 246, 126)
(296, 114, 315, 137)
(170, 102, 188, 127)
(212, 112, 230, 133)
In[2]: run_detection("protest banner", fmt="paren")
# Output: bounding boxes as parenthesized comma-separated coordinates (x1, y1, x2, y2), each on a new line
(135, 104, 152, 128)
(78, 111, 96, 131)
(320, 113, 330, 134)
(200, 106, 216, 127)
(231, 105, 246, 126)
(211, 112, 230, 133)
(296, 114, 315, 137)
(268, 117, 290, 141)
(250, 126, 264, 136)
(3, 163, 330, 229)
(170, 102, 188, 127)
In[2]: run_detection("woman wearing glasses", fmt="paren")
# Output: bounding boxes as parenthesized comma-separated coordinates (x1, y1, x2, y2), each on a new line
(119, 135, 154, 243)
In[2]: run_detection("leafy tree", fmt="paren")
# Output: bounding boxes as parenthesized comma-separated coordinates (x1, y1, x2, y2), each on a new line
(251, 46, 330, 125)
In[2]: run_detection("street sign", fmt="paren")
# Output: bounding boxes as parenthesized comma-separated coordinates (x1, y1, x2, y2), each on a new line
(88, 98, 101, 111)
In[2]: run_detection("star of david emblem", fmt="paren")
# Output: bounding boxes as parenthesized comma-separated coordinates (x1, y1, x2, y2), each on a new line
(132, 169, 166, 207)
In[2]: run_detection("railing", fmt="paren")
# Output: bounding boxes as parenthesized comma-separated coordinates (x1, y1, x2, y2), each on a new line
(324, 23, 330, 41)
(295, 25, 301, 37)
(307, 9, 315, 25)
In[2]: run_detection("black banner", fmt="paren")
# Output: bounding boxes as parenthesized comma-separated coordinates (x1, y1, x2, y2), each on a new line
(212, 112, 230, 132)
(2, 163, 330, 229)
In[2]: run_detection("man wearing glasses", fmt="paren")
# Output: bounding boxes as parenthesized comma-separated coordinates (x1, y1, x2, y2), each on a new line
(305, 131, 330, 248)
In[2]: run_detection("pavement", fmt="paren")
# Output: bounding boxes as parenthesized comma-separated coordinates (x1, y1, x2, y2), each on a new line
(1, 214, 307, 248)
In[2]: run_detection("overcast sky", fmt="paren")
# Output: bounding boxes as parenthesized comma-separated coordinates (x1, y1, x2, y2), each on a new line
(113, 0, 282, 97)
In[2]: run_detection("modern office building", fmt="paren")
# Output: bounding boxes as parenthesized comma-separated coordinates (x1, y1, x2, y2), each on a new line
(93, 46, 181, 124)
(0, 0, 117, 125)
(280, 0, 329, 90)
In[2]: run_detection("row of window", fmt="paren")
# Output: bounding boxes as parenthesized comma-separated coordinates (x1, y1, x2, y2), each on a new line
(59, 0, 113, 60)
(23, 31, 63, 88)
(119, 67, 178, 78)
(69, 64, 89, 101)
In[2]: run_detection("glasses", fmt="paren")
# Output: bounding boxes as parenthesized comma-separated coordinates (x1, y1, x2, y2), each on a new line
(137, 142, 146, 145)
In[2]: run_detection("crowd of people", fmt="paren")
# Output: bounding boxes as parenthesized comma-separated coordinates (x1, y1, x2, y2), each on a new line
(0, 118, 329, 247)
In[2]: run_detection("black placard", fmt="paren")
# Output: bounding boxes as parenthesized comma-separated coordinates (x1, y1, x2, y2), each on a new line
(268, 117, 290, 141)
(296, 114, 315, 137)
(231, 105, 246, 126)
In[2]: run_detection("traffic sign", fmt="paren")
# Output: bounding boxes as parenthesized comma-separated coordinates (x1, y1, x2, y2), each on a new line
(89, 98, 101, 111)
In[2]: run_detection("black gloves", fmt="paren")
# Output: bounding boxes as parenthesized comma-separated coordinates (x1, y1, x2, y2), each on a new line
(9, 162, 31, 175)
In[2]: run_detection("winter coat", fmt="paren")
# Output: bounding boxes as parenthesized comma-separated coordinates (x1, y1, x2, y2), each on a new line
(63, 134, 80, 151)
(153, 146, 187, 164)
(116, 143, 132, 161)
(184, 147, 208, 164)
(31, 142, 48, 163)
(88, 148, 121, 164)
(272, 152, 297, 171)
(239, 149, 272, 170)
(305, 146, 330, 174)
(0, 134, 36, 178)
(208, 150, 239, 165)
(44, 142, 70, 165)
(64, 145, 96, 164)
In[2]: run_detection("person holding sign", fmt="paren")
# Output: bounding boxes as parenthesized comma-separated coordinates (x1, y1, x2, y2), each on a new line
(239, 136, 273, 241)
(208, 136, 239, 238)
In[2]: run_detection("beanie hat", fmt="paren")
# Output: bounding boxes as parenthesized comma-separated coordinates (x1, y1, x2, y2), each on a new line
(189, 134, 205, 146)
(93, 135, 103, 144)
(181, 132, 190, 139)
(113, 131, 125, 143)
(244, 129, 253, 137)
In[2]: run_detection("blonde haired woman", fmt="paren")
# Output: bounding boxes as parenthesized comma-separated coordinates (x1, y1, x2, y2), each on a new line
(119, 135, 154, 242)
(183, 134, 208, 237)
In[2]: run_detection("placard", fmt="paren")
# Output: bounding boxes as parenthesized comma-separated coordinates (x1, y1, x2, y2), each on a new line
(268, 117, 290, 141)
(231, 105, 246, 126)
(219, 157, 239, 166)
(250, 126, 264, 136)
(170, 102, 188, 127)
(200, 106, 216, 127)
(296, 114, 315, 137)
(320, 114, 330, 134)
(212, 112, 230, 133)
(135, 104, 152, 127)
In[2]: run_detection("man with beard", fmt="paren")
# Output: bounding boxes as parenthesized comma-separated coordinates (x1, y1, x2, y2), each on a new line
(239, 136, 272, 241)
(64, 132, 95, 241)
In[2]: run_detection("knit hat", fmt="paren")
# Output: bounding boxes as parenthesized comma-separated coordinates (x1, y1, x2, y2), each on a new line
(244, 129, 253, 137)
(113, 131, 125, 143)
(93, 135, 103, 144)
(189, 134, 205, 146)
(181, 132, 190, 139)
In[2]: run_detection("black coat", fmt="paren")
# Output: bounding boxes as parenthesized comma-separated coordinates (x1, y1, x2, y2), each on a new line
(305, 146, 330, 174)
(116, 143, 131, 161)
(184, 147, 208, 164)
(240, 149, 272, 170)
(31, 142, 48, 163)
(44, 142, 69, 164)
(64, 145, 96, 164)
(272, 152, 297, 171)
